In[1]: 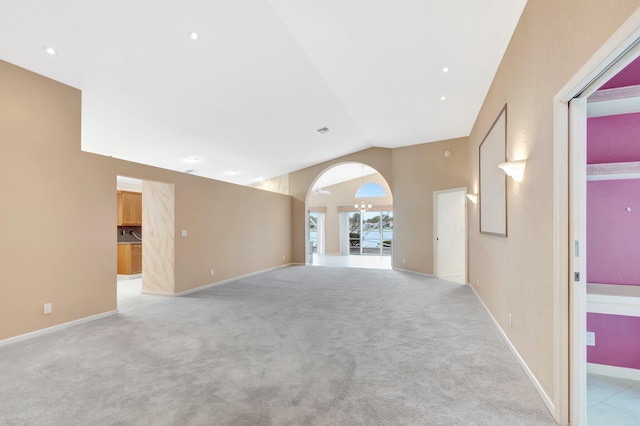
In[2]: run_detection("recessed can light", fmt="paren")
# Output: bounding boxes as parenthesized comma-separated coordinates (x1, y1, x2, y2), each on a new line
(440, 96, 446, 101)
(189, 32, 199, 40)
(224, 169, 241, 176)
(43, 46, 56, 55)
(255, 176, 265, 183)
(441, 66, 449, 73)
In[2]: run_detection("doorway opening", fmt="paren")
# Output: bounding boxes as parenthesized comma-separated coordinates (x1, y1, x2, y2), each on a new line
(433, 188, 467, 284)
(116, 176, 175, 312)
(306, 163, 393, 269)
(564, 30, 640, 425)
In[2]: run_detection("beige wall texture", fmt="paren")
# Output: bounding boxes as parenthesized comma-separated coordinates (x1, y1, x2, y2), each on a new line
(0, 60, 293, 341)
(308, 172, 393, 255)
(466, 0, 640, 418)
(392, 138, 469, 275)
(287, 138, 469, 272)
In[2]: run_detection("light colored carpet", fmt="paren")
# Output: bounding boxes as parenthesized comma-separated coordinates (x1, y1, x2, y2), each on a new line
(0, 266, 555, 425)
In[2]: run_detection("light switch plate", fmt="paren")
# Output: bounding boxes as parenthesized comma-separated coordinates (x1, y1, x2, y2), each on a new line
(181, 230, 188, 237)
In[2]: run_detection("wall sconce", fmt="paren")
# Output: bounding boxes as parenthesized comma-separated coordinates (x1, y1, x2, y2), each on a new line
(498, 159, 526, 183)
(466, 194, 478, 204)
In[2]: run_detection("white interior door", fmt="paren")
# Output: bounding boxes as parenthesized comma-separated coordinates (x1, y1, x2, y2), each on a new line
(434, 188, 467, 284)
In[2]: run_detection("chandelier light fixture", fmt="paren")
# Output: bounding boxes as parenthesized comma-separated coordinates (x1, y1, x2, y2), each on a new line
(354, 165, 372, 212)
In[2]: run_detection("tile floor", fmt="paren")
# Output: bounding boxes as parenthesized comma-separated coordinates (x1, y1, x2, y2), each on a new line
(311, 254, 392, 269)
(116, 276, 166, 313)
(588, 374, 640, 425)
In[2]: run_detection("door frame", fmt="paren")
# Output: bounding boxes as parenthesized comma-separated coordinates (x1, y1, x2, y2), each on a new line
(553, 9, 640, 424)
(433, 187, 467, 283)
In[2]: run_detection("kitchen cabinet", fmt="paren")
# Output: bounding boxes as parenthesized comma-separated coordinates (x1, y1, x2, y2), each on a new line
(117, 191, 142, 226)
(117, 244, 142, 275)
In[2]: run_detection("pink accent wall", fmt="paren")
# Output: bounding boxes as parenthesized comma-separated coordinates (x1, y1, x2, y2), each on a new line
(586, 66, 640, 372)
(587, 313, 640, 369)
(600, 56, 640, 89)
(587, 180, 640, 286)
(587, 113, 640, 164)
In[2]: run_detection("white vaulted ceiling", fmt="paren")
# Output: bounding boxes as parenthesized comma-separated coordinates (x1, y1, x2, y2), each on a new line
(0, 0, 527, 186)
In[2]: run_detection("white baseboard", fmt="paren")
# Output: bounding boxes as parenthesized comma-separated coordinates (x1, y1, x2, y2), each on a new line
(0, 310, 118, 348)
(468, 284, 555, 416)
(174, 263, 296, 297)
(588, 362, 640, 381)
(392, 267, 435, 278)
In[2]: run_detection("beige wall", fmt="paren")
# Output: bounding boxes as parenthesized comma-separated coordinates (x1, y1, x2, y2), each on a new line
(287, 138, 469, 272)
(308, 172, 393, 255)
(0, 60, 292, 341)
(392, 138, 469, 274)
(466, 0, 640, 417)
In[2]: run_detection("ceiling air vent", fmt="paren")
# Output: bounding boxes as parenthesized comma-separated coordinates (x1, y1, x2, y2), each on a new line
(316, 127, 330, 135)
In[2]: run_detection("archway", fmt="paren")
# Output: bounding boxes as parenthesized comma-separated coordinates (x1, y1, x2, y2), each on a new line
(305, 162, 393, 269)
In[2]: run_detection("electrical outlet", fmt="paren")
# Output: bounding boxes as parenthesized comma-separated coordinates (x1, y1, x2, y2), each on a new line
(508, 313, 513, 328)
(44, 303, 52, 314)
(210, 269, 215, 277)
(402, 258, 406, 265)
(181, 229, 188, 237)
(586, 331, 595, 346)
(282, 255, 286, 261)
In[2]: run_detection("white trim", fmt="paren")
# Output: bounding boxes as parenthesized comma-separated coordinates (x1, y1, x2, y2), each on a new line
(587, 161, 640, 180)
(570, 97, 590, 426)
(0, 310, 118, 348)
(587, 172, 640, 181)
(587, 96, 640, 117)
(588, 363, 640, 381)
(587, 283, 640, 317)
(588, 84, 640, 102)
(174, 263, 296, 297)
(391, 267, 435, 278)
(468, 284, 555, 416)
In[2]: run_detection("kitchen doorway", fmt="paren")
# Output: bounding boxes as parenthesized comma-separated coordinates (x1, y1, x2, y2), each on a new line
(116, 176, 175, 312)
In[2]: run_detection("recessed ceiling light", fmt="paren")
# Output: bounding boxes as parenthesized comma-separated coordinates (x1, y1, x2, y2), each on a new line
(189, 32, 199, 40)
(254, 176, 265, 183)
(440, 96, 446, 101)
(441, 67, 449, 73)
(316, 127, 330, 135)
(182, 156, 201, 163)
(224, 169, 241, 176)
(43, 46, 56, 55)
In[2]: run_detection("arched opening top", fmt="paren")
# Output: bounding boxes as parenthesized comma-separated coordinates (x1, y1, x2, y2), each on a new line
(355, 182, 386, 198)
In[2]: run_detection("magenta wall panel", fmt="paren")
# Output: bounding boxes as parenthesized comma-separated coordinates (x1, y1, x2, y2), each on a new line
(587, 313, 640, 370)
(587, 113, 640, 164)
(587, 180, 640, 286)
(600, 56, 640, 89)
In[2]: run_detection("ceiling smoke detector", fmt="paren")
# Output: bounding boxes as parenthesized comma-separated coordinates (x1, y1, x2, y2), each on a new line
(316, 127, 330, 135)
